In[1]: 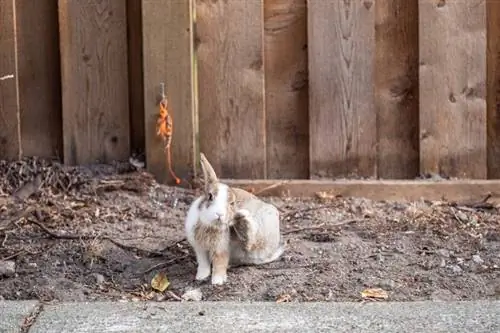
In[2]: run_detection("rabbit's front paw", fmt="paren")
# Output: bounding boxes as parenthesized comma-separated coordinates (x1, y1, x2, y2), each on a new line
(195, 265, 211, 281)
(235, 209, 250, 219)
(211, 274, 227, 285)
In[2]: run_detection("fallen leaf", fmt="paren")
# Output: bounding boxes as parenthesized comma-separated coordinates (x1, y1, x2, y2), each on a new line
(315, 191, 336, 200)
(361, 288, 388, 300)
(276, 294, 292, 303)
(151, 272, 170, 292)
(181, 288, 203, 301)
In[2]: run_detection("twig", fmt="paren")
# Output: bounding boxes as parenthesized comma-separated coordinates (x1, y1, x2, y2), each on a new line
(282, 218, 365, 235)
(25, 219, 166, 258)
(141, 254, 190, 275)
(282, 204, 338, 219)
(1, 250, 26, 261)
(167, 291, 183, 301)
(253, 181, 289, 196)
(0, 208, 35, 232)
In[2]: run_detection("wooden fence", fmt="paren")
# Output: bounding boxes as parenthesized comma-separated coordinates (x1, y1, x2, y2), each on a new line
(1, 0, 499, 185)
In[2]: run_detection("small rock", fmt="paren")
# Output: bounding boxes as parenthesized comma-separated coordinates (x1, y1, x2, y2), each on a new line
(376, 253, 385, 263)
(436, 249, 450, 258)
(93, 273, 105, 284)
(0, 261, 16, 277)
(448, 265, 462, 275)
(182, 288, 203, 302)
(27, 262, 37, 268)
(472, 254, 484, 265)
(456, 257, 465, 265)
(377, 279, 396, 291)
(440, 259, 446, 268)
(456, 211, 468, 222)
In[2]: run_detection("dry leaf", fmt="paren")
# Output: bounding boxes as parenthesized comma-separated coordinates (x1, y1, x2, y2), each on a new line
(276, 294, 292, 303)
(361, 288, 388, 299)
(151, 272, 170, 292)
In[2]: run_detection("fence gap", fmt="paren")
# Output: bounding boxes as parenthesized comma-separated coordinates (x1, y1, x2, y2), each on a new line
(264, 0, 309, 179)
(487, 0, 500, 179)
(142, 0, 195, 185)
(375, 0, 419, 179)
(308, 0, 377, 179)
(127, 0, 145, 157)
(196, 0, 266, 179)
(419, 0, 487, 179)
(0, 0, 20, 160)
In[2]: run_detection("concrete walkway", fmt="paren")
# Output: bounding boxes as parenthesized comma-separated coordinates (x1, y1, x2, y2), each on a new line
(1, 300, 499, 333)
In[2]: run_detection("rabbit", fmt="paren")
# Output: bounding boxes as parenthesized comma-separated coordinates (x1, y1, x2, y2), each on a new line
(184, 152, 284, 285)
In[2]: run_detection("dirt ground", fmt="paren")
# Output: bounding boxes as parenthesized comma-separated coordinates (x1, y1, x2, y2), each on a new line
(0, 158, 499, 303)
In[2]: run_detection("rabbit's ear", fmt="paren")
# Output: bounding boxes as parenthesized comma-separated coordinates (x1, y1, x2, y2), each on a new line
(200, 153, 218, 186)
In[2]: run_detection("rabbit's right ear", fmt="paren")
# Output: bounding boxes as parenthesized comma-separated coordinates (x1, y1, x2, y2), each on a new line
(200, 153, 218, 187)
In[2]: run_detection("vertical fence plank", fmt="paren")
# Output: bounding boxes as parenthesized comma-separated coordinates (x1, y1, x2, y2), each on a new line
(142, 0, 195, 184)
(16, 0, 62, 159)
(58, 0, 130, 165)
(197, 0, 266, 179)
(127, 0, 145, 156)
(308, 0, 376, 179)
(0, 0, 20, 160)
(264, 0, 309, 179)
(419, 0, 487, 178)
(487, 0, 500, 179)
(375, 0, 419, 179)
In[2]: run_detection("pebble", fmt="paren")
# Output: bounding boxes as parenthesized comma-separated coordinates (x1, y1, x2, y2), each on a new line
(377, 279, 396, 291)
(0, 261, 16, 277)
(472, 254, 484, 265)
(436, 249, 450, 258)
(182, 288, 203, 302)
(449, 265, 462, 274)
(440, 259, 447, 268)
(93, 273, 105, 285)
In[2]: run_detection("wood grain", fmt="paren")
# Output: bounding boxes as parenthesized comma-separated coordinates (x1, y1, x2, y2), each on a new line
(127, 0, 145, 156)
(0, 0, 20, 160)
(16, 0, 62, 159)
(264, 0, 309, 179)
(196, 0, 266, 179)
(487, 0, 500, 179)
(142, 0, 195, 184)
(224, 178, 500, 202)
(308, 0, 377, 179)
(375, 0, 419, 179)
(58, 0, 130, 165)
(419, 0, 487, 178)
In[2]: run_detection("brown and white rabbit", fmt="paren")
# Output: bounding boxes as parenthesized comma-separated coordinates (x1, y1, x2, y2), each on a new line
(184, 153, 284, 285)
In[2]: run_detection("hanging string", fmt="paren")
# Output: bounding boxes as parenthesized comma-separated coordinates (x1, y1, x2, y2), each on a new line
(156, 84, 181, 185)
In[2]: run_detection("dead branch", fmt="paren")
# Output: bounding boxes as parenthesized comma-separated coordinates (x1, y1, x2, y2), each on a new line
(25, 219, 166, 258)
(141, 254, 191, 275)
(282, 218, 365, 235)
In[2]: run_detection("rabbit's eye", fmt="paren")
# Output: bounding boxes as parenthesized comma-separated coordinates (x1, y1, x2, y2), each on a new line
(207, 193, 214, 201)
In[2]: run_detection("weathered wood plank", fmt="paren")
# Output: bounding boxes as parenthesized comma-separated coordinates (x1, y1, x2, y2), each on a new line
(224, 179, 500, 202)
(264, 0, 309, 179)
(487, 0, 500, 179)
(16, 0, 62, 159)
(58, 0, 130, 165)
(127, 0, 145, 156)
(142, 0, 195, 184)
(308, 0, 377, 179)
(419, 0, 487, 178)
(375, 0, 419, 179)
(196, 0, 266, 179)
(0, 0, 20, 160)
